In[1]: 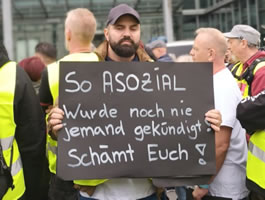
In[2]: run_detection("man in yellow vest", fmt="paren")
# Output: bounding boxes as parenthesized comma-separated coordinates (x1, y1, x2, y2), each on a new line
(225, 25, 265, 200)
(47, 4, 222, 200)
(224, 24, 265, 97)
(39, 8, 100, 200)
(0, 43, 46, 199)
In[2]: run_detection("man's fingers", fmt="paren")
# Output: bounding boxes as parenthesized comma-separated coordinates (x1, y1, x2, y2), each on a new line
(210, 124, 220, 132)
(205, 109, 222, 130)
(50, 112, 64, 120)
(206, 116, 219, 125)
(47, 107, 64, 123)
(205, 111, 221, 121)
(49, 107, 64, 116)
(53, 124, 64, 132)
(46, 107, 64, 141)
(49, 118, 62, 126)
(49, 119, 63, 131)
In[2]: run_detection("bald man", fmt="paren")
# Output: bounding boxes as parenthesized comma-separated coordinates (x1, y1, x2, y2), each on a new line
(39, 8, 100, 200)
(190, 28, 248, 200)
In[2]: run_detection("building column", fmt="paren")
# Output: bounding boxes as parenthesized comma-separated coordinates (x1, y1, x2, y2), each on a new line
(231, 3, 235, 26)
(2, 0, 14, 60)
(255, 0, 260, 30)
(246, 0, 251, 24)
(163, 0, 174, 42)
(195, 0, 200, 28)
(238, 0, 242, 24)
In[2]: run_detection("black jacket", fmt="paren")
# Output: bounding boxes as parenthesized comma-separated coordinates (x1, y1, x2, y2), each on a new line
(237, 89, 265, 133)
(1, 56, 46, 199)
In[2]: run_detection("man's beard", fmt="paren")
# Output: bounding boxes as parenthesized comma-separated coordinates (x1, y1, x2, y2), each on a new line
(109, 36, 139, 58)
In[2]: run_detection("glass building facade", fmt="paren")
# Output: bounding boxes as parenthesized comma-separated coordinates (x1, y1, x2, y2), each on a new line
(175, 0, 265, 42)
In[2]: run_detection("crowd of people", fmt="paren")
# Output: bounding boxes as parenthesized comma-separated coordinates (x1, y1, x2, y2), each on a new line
(0, 3, 265, 200)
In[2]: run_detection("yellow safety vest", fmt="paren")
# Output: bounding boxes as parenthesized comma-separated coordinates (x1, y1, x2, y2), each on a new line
(230, 62, 242, 83)
(0, 61, 25, 200)
(234, 60, 265, 190)
(47, 52, 107, 186)
(231, 61, 265, 97)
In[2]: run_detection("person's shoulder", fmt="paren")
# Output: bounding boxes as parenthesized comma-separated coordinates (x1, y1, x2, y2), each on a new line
(15, 65, 37, 99)
(95, 40, 108, 59)
(214, 67, 233, 80)
(47, 60, 59, 70)
(157, 54, 173, 62)
(61, 52, 101, 62)
(136, 47, 153, 62)
(254, 59, 265, 74)
(249, 52, 265, 69)
(16, 64, 30, 81)
(214, 68, 242, 98)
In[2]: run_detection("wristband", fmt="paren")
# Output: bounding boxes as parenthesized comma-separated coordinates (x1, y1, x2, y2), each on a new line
(199, 184, 209, 189)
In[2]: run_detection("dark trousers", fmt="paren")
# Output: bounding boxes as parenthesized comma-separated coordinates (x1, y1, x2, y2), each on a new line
(40, 157, 50, 200)
(249, 191, 265, 200)
(18, 193, 26, 200)
(48, 173, 78, 200)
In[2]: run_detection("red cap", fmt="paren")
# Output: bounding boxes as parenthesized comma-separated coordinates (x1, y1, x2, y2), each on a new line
(19, 56, 45, 82)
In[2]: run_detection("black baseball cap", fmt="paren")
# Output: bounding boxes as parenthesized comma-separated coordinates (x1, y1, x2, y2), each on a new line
(106, 4, 140, 26)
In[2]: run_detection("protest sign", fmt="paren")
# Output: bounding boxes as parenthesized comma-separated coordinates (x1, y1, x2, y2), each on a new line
(57, 61, 215, 180)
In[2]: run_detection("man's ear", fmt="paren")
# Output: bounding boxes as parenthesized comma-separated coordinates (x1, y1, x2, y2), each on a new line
(208, 48, 216, 62)
(241, 39, 248, 48)
(65, 29, 71, 41)
(104, 28, 109, 42)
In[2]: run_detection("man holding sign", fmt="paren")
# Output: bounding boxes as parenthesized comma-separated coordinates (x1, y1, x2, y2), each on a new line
(39, 8, 100, 200)
(47, 4, 160, 200)
(47, 4, 222, 200)
(190, 28, 248, 200)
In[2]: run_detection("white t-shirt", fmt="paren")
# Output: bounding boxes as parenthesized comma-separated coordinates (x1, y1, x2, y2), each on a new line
(81, 178, 155, 200)
(209, 68, 249, 199)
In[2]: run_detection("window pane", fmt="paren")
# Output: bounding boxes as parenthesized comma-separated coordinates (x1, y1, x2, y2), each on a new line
(16, 40, 27, 62)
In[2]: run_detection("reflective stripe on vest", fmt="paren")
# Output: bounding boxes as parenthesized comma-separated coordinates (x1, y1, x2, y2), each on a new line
(10, 156, 22, 177)
(0, 136, 14, 151)
(0, 61, 25, 200)
(47, 141, 57, 155)
(249, 140, 265, 163)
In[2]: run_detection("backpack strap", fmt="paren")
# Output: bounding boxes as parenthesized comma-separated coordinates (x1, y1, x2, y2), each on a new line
(240, 57, 265, 96)
(0, 143, 14, 191)
(8, 145, 14, 189)
(0, 144, 7, 174)
(230, 62, 241, 80)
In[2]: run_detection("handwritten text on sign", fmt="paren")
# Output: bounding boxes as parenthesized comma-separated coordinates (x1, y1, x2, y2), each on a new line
(57, 61, 215, 180)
